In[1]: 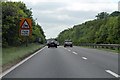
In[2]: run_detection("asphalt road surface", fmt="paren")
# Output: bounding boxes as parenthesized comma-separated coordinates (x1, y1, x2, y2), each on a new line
(2, 46, 119, 78)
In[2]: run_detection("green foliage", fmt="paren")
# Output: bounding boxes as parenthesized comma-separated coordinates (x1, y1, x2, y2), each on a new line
(57, 11, 120, 45)
(109, 11, 120, 17)
(3, 43, 43, 66)
(32, 24, 46, 43)
(2, 1, 46, 47)
(96, 12, 109, 19)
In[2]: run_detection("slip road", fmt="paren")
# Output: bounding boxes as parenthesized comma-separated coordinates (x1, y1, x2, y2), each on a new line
(2, 46, 119, 78)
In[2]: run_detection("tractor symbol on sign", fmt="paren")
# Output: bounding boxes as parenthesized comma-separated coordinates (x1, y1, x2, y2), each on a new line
(22, 20, 29, 28)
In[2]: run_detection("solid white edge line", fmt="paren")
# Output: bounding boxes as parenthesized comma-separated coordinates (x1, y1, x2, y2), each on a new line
(0, 46, 46, 78)
(73, 52, 78, 55)
(82, 57, 87, 60)
(105, 70, 120, 78)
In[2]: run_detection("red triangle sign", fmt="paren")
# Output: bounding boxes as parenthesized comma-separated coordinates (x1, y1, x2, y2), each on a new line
(22, 20, 30, 29)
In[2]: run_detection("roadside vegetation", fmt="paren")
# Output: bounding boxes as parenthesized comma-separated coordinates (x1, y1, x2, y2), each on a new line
(2, 43, 44, 71)
(2, 1, 46, 70)
(2, 1, 46, 47)
(57, 11, 120, 46)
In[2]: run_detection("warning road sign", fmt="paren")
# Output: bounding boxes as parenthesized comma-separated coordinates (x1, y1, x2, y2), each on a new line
(20, 18, 32, 29)
(22, 20, 30, 28)
(19, 18, 32, 36)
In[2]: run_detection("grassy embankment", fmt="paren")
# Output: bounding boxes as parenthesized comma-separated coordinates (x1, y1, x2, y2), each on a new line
(2, 43, 44, 71)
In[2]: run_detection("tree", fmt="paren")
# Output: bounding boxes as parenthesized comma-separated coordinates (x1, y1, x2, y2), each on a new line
(110, 11, 120, 17)
(57, 11, 119, 45)
(2, 2, 46, 47)
(96, 12, 109, 19)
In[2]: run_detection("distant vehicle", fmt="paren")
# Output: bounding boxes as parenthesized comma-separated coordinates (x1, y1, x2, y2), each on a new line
(47, 39, 57, 48)
(57, 42, 60, 46)
(64, 40, 73, 47)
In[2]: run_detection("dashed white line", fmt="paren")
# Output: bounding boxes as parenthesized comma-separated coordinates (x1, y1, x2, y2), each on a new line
(82, 57, 87, 60)
(68, 49, 71, 51)
(0, 46, 46, 78)
(73, 52, 78, 55)
(105, 70, 120, 78)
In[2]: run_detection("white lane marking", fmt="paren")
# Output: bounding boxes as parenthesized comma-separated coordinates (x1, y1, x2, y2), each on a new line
(68, 49, 71, 51)
(82, 57, 87, 60)
(0, 46, 46, 78)
(73, 52, 78, 55)
(105, 70, 120, 78)
(64, 48, 67, 49)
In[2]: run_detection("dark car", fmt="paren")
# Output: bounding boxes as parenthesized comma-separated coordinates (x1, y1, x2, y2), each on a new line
(64, 40, 73, 47)
(57, 42, 60, 46)
(47, 39, 57, 48)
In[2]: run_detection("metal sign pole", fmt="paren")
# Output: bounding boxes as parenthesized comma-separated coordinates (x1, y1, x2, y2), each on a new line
(26, 36, 28, 47)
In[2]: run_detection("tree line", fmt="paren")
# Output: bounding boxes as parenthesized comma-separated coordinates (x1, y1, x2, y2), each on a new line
(2, 1, 46, 47)
(57, 11, 120, 45)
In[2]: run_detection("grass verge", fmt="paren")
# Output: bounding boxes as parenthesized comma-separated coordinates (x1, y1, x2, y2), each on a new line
(2, 43, 44, 71)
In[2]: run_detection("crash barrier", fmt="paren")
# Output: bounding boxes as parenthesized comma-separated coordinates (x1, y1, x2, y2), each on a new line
(79, 44, 120, 51)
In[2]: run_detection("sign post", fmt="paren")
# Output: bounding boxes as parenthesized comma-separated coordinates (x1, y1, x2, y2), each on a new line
(20, 18, 32, 47)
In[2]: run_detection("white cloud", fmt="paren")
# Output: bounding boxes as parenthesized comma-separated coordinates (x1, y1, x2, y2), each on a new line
(41, 23, 73, 39)
(9, 0, 118, 39)
(65, 3, 117, 12)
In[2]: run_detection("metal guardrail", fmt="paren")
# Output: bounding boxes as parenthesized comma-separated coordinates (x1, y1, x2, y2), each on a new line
(79, 44, 120, 50)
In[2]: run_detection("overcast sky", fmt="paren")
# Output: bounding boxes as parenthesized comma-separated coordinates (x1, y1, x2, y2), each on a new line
(10, 0, 119, 39)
